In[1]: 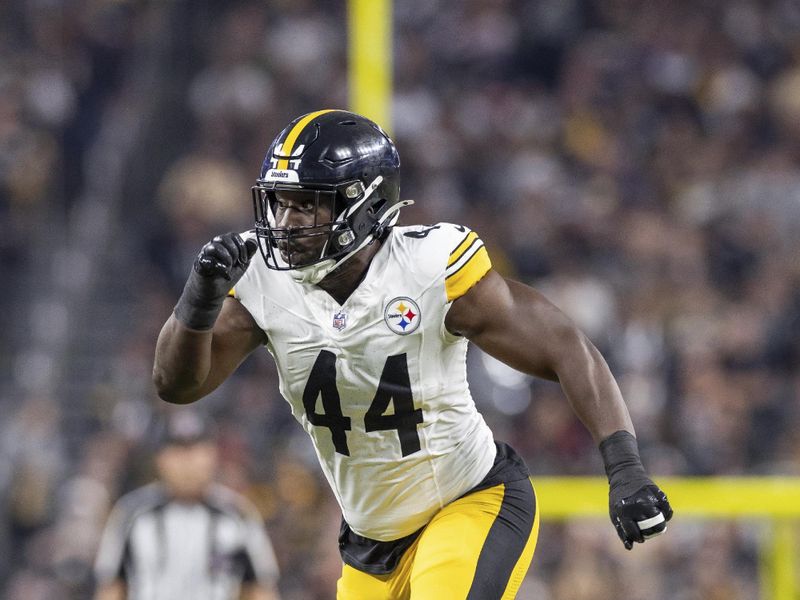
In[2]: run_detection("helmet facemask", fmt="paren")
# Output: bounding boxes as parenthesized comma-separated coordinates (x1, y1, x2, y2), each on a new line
(252, 176, 401, 283)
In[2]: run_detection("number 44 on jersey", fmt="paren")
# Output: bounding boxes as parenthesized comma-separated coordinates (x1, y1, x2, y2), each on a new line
(302, 350, 424, 457)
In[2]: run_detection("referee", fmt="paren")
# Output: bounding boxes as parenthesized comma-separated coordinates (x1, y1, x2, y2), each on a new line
(94, 412, 281, 600)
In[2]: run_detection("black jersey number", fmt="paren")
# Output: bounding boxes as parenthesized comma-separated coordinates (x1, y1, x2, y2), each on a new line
(403, 224, 441, 238)
(302, 350, 352, 455)
(365, 354, 424, 456)
(302, 351, 423, 457)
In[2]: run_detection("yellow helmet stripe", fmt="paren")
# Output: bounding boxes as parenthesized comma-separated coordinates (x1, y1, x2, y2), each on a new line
(276, 109, 337, 169)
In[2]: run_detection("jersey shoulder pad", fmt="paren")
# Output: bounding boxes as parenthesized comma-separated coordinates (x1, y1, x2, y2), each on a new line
(396, 223, 492, 302)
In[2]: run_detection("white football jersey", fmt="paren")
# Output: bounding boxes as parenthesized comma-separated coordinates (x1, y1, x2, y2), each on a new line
(232, 223, 497, 540)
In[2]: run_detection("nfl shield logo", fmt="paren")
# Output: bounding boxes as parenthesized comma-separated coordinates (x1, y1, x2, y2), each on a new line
(332, 311, 347, 331)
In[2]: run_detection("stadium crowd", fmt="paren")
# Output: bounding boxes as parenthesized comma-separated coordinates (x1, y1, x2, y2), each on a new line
(2, 0, 799, 598)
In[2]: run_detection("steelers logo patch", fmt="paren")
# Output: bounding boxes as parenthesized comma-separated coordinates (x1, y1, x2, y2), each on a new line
(384, 297, 421, 335)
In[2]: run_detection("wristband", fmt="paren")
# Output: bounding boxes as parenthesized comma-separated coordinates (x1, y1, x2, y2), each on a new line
(599, 430, 652, 500)
(173, 271, 226, 331)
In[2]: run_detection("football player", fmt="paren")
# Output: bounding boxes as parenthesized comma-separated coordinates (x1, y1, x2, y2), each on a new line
(153, 110, 672, 599)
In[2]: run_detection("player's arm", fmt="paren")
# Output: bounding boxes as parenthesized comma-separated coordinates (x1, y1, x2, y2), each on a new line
(445, 269, 672, 549)
(153, 233, 265, 405)
(446, 270, 631, 441)
(94, 581, 126, 600)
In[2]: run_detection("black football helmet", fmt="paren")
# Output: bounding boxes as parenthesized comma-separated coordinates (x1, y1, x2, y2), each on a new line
(252, 109, 410, 283)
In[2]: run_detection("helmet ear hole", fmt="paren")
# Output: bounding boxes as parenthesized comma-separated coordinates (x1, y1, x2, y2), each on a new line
(368, 198, 387, 216)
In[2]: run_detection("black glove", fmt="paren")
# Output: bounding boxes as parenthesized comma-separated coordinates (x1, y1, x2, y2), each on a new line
(599, 430, 673, 550)
(173, 233, 258, 331)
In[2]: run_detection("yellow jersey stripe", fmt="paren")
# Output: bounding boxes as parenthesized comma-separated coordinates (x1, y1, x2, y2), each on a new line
(227, 288, 236, 298)
(447, 231, 478, 267)
(276, 109, 336, 169)
(446, 236, 484, 277)
(445, 245, 491, 302)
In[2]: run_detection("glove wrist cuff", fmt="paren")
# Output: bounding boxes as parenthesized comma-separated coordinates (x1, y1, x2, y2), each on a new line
(173, 272, 226, 331)
(599, 430, 648, 490)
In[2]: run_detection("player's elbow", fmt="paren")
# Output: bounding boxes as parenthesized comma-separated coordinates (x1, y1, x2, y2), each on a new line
(551, 322, 597, 376)
(155, 385, 201, 405)
(152, 366, 202, 405)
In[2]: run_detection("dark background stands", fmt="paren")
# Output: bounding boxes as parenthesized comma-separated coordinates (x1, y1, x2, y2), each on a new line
(1, 1, 798, 598)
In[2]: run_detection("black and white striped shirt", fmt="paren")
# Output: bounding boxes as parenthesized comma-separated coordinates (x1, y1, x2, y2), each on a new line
(95, 483, 279, 600)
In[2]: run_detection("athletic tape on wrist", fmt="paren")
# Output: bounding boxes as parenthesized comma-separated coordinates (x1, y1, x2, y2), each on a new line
(173, 272, 226, 331)
(599, 430, 651, 497)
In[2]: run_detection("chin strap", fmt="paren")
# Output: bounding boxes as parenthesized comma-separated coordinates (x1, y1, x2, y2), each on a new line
(290, 199, 414, 285)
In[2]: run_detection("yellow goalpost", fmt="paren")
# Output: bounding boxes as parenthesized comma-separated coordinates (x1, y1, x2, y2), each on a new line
(348, 0, 392, 132)
(535, 477, 800, 599)
(347, 2, 800, 598)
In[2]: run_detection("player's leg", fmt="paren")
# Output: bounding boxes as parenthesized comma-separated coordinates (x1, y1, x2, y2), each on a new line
(409, 478, 538, 599)
(336, 541, 418, 600)
(337, 564, 392, 600)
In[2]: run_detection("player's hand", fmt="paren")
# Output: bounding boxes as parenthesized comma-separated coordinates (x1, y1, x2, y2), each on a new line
(194, 233, 258, 289)
(174, 233, 258, 331)
(599, 430, 673, 550)
(609, 482, 672, 550)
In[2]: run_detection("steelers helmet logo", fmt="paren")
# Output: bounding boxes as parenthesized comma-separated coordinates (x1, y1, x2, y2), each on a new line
(384, 297, 421, 335)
